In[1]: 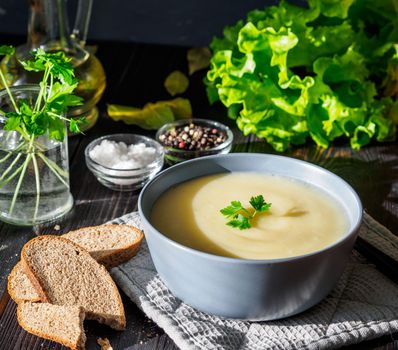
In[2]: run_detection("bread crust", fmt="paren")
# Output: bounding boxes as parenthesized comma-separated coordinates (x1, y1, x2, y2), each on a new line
(20, 257, 50, 303)
(64, 224, 144, 269)
(17, 302, 86, 350)
(95, 225, 144, 269)
(7, 261, 41, 304)
(21, 235, 126, 330)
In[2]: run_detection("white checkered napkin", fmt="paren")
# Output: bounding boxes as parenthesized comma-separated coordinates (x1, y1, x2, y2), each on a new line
(110, 212, 398, 350)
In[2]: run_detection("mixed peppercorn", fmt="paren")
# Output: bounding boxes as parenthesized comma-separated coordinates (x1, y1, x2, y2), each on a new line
(158, 123, 227, 151)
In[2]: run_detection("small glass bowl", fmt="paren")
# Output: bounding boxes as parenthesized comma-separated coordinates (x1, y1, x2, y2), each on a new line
(85, 134, 164, 192)
(156, 119, 234, 164)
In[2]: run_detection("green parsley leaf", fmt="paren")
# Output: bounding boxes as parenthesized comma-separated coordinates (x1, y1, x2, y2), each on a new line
(47, 94, 83, 114)
(227, 214, 251, 230)
(19, 100, 33, 117)
(219, 200, 243, 217)
(37, 49, 75, 84)
(249, 195, 272, 212)
(20, 59, 46, 72)
(0, 45, 15, 56)
(69, 117, 86, 134)
(21, 49, 76, 85)
(64, 94, 84, 107)
(29, 111, 48, 136)
(48, 82, 77, 101)
(48, 116, 66, 141)
(4, 113, 21, 131)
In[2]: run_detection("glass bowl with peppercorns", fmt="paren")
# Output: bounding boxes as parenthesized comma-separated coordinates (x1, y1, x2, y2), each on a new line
(156, 119, 233, 164)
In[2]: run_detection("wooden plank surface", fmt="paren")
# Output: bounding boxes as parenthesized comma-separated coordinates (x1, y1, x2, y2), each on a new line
(0, 38, 398, 350)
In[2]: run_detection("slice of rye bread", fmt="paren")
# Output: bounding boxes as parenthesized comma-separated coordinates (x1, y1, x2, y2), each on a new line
(17, 302, 86, 350)
(63, 224, 144, 269)
(21, 236, 126, 330)
(8, 224, 143, 303)
(8, 261, 41, 303)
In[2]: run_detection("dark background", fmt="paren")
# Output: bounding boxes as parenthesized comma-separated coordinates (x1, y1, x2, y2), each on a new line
(0, 0, 308, 47)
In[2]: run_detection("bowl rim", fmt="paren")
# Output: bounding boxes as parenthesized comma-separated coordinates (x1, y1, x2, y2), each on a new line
(156, 118, 234, 154)
(138, 153, 363, 264)
(85, 133, 164, 172)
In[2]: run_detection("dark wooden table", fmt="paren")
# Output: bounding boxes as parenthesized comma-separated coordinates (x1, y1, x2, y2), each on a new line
(1, 39, 398, 350)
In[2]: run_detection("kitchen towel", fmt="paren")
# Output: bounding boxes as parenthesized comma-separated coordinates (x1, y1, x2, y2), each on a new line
(110, 212, 398, 350)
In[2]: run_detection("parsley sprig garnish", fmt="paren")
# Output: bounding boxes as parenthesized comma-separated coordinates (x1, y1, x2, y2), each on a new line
(220, 195, 272, 230)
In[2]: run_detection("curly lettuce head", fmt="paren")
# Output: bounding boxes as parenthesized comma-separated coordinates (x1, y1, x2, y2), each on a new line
(206, 0, 398, 151)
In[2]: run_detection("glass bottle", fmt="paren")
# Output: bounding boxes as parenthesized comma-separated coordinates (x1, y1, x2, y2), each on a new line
(0, 0, 106, 132)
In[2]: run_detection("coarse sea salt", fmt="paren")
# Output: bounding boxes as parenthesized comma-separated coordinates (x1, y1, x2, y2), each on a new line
(90, 139, 157, 169)
(89, 139, 158, 185)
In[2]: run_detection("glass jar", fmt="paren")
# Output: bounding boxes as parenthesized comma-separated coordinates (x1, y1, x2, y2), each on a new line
(0, 85, 73, 226)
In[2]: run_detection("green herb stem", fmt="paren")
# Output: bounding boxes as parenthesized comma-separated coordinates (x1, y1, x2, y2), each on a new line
(37, 152, 69, 188)
(31, 154, 41, 222)
(0, 161, 25, 187)
(33, 142, 46, 152)
(0, 152, 12, 164)
(34, 67, 50, 113)
(8, 153, 31, 215)
(47, 111, 70, 122)
(0, 69, 19, 113)
(38, 151, 69, 178)
(241, 207, 253, 218)
(8, 135, 36, 215)
(18, 125, 31, 143)
(0, 152, 22, 181)
(48, 74, 53, 100)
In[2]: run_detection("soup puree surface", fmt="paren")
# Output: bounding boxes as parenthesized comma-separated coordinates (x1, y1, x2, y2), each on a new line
(150, 172, 348, 259)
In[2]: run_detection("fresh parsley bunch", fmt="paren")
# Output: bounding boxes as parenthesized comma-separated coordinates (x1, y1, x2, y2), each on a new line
(0, 45, 84, 141)
(220, 195, 272, 230)
(0, 45, 84, 222)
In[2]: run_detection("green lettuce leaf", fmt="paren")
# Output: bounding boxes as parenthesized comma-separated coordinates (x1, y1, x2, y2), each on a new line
(309, 0, 354, 19)
(164, 71, 189, 96)
(187, 47, 212, 75)
(107, 98, 192, 130)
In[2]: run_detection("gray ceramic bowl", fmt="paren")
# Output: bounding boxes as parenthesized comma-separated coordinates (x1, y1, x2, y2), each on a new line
(138, 153, 362, 320)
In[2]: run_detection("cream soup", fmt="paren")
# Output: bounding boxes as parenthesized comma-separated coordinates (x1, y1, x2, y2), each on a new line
(151, 172, 348, 259)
